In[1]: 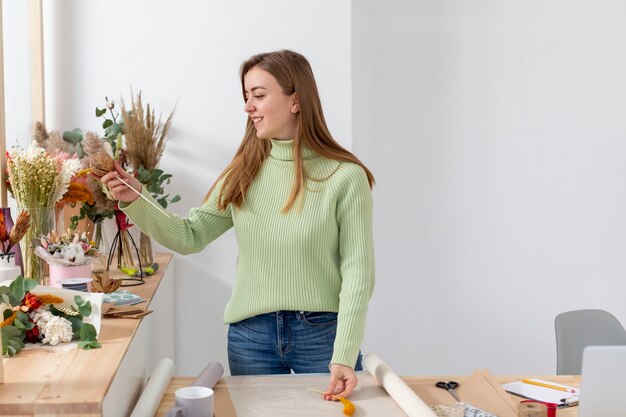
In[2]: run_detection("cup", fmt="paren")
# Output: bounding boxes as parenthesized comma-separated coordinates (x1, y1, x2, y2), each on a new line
(173, 386, 214, 417)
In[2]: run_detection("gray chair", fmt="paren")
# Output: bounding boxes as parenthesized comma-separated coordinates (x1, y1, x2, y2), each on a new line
(555, 309, 626, 374)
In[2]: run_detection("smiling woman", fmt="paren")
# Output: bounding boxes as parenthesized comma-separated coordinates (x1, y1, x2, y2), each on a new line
(98, 49, 376, 401)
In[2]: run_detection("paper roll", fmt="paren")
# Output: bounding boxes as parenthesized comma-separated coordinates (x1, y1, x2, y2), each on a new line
(191, 361, 224, 389)
(130, 357, 175, 417)
(364, 353, 438, 417)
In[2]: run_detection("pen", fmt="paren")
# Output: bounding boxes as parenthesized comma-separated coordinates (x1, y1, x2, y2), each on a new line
(521, 379, 577, 393)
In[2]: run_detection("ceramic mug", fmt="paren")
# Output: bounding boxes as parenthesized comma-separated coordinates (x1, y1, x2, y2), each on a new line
(168, 386, 214, 417)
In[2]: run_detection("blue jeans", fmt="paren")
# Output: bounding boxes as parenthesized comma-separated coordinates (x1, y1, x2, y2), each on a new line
(228, 311, 363, 375)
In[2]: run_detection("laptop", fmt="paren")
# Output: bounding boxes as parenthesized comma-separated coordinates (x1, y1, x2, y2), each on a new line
(578, 345, 626, 417)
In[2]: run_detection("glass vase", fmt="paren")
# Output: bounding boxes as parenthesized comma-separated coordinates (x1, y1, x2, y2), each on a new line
(19, 207, 54, 284)
(93, 220, 110, 255)
(91, 219, 110, 274)
(139, 232, 154, 267)
(108, 210, 144, 286)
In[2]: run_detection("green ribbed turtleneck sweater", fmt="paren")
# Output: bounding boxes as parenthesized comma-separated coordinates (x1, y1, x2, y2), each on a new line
(122, 139, 375, 367)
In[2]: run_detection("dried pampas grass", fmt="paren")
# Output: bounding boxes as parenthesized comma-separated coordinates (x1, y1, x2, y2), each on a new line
(121, 91, 174, 171)
(34, 122, 73, 154)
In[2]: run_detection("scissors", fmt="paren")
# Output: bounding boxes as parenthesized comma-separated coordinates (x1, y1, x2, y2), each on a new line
(436, 380, 461, 402)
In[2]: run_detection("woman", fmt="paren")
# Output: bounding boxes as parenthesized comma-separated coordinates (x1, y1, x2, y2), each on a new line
(101, 50, 375, 400)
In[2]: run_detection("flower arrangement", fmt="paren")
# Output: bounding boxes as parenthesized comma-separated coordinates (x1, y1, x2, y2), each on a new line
(0, 276, 100, 356)
(34, 124, 114, 233)
(6, 142, 81, 209)
(6, 143, 82, 282)
(35, 229, 99, 266)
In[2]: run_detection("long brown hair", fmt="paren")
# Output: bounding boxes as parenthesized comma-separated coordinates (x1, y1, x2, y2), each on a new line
(206, 50, 374, 212)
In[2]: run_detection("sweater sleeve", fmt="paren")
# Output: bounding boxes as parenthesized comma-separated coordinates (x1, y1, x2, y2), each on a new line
(120, 184, 233, 255)
(331, 164, 375, 368)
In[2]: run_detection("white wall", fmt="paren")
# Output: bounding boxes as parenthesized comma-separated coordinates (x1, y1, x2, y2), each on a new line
(354, 0, 626, 375)
(2, 1, 32, 154)
(37, 0, 352, 376)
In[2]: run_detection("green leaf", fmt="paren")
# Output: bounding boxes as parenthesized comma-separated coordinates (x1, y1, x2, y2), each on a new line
(2, 326, 25, 356)
(78, 340, 101, 350)
(105, 123, 123, 141)
(95, 107, 107, 117)
(10, 276, 26, 303)
(13, 319, 25, 330)
(16, 311, 29, 323)
(102, 119, 113, 129)
(170, 195, 181, 204)
(63, 128, 83, 144)
(75, 142, 85, 158)
(80, 323, 97, 341)
(77, 300, 92, 317)
(151, 169, 164, 180)
(3, 308, 13, 320)
(66, 316, 83, 333)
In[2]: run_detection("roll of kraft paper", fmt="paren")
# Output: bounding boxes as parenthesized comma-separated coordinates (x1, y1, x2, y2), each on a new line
(364, 353, 438, 417)
(191, 361, 224, 388)
(130, 358, 175, 417)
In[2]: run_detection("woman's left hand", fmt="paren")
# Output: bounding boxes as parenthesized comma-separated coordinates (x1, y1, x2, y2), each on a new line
(325, 363, 358, 400)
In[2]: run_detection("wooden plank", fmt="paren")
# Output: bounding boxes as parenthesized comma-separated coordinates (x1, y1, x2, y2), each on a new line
(0, 0, 7, 206)
(29, 0, 45, 127)
(0, 253, 173, 416)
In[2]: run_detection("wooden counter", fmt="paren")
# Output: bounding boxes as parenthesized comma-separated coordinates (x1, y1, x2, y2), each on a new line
(0, 253, 175, 417)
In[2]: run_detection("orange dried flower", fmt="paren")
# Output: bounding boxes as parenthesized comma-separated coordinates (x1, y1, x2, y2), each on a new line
(0, 211, 7, 244)
(59, 182, 95, 206)
(337, 397, 355, 416)
(37, 294, 64, 304)
(8, 209, 30, 252)
(23, 292, 42, 310)
(0, 312, 17, 327)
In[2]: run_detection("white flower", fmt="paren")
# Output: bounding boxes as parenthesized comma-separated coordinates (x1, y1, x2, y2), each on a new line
(61, 242, 85, 263)
(29, 308, 74, 345)
(41, 316, 74, 345)
(50, 157, 81, 204)
(25, 141, 46, 159)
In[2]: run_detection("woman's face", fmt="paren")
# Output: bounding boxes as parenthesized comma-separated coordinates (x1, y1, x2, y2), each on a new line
(243, 67, 299, 140)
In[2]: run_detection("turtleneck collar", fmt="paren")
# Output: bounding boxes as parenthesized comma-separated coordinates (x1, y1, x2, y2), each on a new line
(269, 139, 316, 161)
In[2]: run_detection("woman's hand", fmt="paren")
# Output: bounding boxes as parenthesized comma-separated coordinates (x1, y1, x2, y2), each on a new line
(99, 160, 143, 203)
(324, 363, 358, 400)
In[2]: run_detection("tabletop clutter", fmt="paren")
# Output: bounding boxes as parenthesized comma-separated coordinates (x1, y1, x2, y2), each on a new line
(155, 353, 578, 417)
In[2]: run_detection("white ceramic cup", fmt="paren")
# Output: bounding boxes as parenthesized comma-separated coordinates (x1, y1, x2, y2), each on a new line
(174, 386, 214, 417)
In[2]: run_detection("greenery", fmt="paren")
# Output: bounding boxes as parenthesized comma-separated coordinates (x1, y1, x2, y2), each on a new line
(137, 166, 181, 209)
(64, 96, 180, 223)
(0, 276, 101, 356)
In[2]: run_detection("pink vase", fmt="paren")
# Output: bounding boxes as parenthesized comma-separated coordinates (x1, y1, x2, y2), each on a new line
(48, 264, 92, 289)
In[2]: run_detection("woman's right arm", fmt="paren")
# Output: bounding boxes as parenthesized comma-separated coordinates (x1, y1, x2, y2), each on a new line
(100, 162, 233, 255)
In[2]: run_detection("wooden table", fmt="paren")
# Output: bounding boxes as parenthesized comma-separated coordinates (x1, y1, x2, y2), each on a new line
(0, 253, 174, 417)
(156, 375, 580, 417)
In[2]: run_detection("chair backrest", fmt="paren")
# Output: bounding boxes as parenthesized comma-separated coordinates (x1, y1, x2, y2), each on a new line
(555, 309, 626, 374)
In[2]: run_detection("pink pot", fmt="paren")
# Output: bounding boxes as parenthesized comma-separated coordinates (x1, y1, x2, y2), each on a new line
(49, 263, 92, 289)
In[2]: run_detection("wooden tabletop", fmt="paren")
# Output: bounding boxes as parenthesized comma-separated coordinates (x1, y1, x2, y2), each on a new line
(156, 374, 580, 417)
(0, 253, 173, 417)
